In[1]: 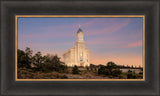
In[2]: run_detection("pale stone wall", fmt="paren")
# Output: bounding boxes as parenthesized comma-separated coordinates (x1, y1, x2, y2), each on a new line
(120, 69, 142, 74)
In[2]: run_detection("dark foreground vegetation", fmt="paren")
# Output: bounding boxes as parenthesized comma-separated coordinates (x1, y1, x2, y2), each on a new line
(18, 47, 143, 79)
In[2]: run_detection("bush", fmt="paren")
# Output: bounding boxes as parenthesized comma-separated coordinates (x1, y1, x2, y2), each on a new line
(112, 69, 122, 76)
(128, 70, 132, 73)
(98, 66, 106, 75)
(17, 48, 32, 68)
(127, 69, 140, 79)
(61, 75, 68, 79)
(127, 69, 134, 79)
(139, 71, 143, 75)
(72, 65, 80, 74)
(127, 72, 137, 79)
(98, 62, 121, 76)
(86, 67, 89, 70)
(105, 69, 111, 75)
(106, 61, 118, 70)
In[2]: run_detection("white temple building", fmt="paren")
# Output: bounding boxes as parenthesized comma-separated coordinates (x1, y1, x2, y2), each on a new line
(63, 26, 90, 67)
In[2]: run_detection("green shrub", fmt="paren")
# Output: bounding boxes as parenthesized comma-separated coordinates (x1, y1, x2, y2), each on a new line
(98, 66, 106, 75)
(128, 70, 132, 73)
(141, 68, 143, 71)
(17, 48, 32, 68)
(112, 69, 122, 76)
(105, 69, 111, 75)
(61, 75, 68, 79)
(86, 67, 89, 70)
(98, 62, 121, 76)
(106, 61, 118, 70)
(127, 73, 137, 79)
(139, 71, 143, 75)
(127, 73, 132, 79)
(72, 65, 80, 74)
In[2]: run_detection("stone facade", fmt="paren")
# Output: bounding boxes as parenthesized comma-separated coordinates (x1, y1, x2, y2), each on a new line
(63, 27, 90, 67)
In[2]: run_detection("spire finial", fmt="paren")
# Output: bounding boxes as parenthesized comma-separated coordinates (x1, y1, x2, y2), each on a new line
(79, 24, 81, 28)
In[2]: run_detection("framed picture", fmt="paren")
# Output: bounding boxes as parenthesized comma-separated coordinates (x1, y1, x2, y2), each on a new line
(16, 15, 145, 81)
(1, 0, 159, 96)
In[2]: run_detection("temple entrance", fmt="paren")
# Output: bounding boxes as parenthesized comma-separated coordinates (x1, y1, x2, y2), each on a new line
(80, 62, 84, 67)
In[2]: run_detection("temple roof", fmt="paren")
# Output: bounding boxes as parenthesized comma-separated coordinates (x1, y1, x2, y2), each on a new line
(77, 28, 83, 33)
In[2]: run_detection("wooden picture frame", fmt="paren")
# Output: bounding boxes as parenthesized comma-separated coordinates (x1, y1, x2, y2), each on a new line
(15, 15, 145, 81)
(0, 0, 159, 95)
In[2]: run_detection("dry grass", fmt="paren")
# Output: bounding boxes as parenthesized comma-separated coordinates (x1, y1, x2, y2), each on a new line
(17, 68, 142, 79)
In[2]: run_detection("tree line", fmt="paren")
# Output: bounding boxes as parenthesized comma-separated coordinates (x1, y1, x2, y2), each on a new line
(18, 47, 68, 73)
(97, 62, 143, 78)
(98, 62, 122, 76)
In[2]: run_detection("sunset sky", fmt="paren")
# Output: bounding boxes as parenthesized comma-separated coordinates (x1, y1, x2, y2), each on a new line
(18, 17, 143, 67)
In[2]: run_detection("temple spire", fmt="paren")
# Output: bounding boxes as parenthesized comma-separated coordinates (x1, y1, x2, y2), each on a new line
(77, 24, 83, 33)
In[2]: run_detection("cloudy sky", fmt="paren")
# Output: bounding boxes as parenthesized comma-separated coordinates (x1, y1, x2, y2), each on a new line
(18, 17, 143, 67)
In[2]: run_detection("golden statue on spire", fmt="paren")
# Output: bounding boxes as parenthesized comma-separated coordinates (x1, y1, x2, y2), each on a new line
(79, 24, 81, 28)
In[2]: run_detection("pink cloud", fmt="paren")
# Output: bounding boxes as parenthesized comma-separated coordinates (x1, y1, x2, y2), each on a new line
(84, 18, 130, 36)
(85, 29, 142, 49)
(128, 31, 142, 39)
(86, 37, 122, 46)
(120, 40, 142, 48)
(85, 33, 127, 48)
